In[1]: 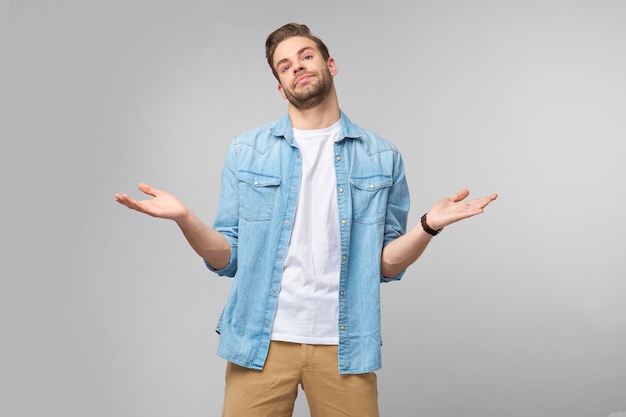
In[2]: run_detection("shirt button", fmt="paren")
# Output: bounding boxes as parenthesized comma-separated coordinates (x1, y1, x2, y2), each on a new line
(285, 220, 290, 225)
(336, 156, 341, 161)
(254, 181, 259, 186)
(341, 219, 347, 225)
(342, 255, 347, 261)
(277, 254, 282, 259)
(340, 290, 345, 296)
(340, 325, 345, 331)
(339, 188, 344, 193)
(271, 289, 277, 294)
(370, 184, 375, 189)
(264, 322, 269, 328)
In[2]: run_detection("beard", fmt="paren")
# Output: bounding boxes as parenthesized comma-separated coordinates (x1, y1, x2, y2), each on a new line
(281, 67, 333, 111)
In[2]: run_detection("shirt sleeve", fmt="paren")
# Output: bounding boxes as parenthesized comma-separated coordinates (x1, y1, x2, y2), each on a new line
(206, 140, 239, 277)
(381, 148, 410, 282)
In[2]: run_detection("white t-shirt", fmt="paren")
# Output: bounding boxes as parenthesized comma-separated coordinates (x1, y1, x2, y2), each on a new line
(270, 121, 342, 345)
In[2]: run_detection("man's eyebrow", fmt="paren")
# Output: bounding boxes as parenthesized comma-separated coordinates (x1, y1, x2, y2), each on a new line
(275, 46, 315, 70)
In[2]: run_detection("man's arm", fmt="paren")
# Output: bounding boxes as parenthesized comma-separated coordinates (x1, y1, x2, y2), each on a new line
(114, 183, 230, 270)
(381, 189, 497, 278)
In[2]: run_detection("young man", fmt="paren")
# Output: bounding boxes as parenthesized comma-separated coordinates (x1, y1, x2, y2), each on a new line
(115, 23, 497, 417)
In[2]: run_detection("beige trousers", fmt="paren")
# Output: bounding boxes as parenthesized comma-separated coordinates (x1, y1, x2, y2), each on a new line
(221, 341, 379, 417)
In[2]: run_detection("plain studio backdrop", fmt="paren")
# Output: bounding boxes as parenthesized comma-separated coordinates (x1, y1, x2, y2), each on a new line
(2, 1, 625, 416)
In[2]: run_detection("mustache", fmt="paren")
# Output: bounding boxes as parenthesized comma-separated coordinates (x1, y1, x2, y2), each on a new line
(294, 71, 316, 87)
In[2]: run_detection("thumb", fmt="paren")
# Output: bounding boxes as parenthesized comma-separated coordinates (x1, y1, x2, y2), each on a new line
(451, 189, 470, 202)
(138, 182, 157, 197)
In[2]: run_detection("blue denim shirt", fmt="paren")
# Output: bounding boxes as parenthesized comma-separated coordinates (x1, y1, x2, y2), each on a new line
(207, 111, 410, 374)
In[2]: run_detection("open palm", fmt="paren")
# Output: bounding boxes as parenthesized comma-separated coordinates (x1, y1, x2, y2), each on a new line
(426, 189, 498, 231)
(114, 183, 187, 221)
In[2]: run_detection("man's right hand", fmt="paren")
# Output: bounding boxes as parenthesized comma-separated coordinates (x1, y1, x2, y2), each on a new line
(115, 183, 230, 269)
(114, 183, 188, 222)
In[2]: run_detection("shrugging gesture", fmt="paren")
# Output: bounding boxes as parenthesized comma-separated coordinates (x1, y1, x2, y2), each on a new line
(114, 183, 230, 269)
(381, 189, 497, 278)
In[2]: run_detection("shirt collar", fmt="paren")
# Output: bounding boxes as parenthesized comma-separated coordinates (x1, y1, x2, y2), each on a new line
(270, 110, 362, 144)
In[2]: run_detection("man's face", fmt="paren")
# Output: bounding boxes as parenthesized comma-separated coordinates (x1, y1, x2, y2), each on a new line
(273, 36, 337, 111)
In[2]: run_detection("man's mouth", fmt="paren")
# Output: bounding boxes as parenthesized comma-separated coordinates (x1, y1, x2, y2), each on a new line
(295, 74, 314, 87)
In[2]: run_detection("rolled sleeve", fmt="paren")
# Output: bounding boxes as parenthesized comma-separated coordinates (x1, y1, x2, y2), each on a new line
(204, 238, 238, 277)
(208, 141, 240, 277)
(381, 150, 410, 282)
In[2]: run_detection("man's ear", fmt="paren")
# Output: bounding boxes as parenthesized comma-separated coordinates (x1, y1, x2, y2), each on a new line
(277, 83, 287, 100)
(328, 57, 338, 76)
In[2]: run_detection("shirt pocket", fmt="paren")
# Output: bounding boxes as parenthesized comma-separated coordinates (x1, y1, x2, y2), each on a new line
(349, 174, 393, 224)
(237, 170, 281, 221)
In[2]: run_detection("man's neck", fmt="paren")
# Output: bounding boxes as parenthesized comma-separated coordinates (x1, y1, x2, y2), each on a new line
(287, 90, 341, 130)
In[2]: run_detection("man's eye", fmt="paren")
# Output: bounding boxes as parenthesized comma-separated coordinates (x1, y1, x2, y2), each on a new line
(281, 65, 291, 72)
(303, 55, 312, 60)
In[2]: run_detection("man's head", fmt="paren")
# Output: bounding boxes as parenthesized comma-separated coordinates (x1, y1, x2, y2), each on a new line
(265, 23, 330, 80)
(265, 23, 337, 111)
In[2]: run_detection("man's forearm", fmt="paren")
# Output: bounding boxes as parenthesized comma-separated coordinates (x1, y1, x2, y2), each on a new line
(380, 224, 433, 278)
(176, 210, 231, 270)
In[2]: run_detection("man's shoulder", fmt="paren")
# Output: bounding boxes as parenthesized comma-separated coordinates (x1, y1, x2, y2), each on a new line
(225, 123, 280, 161)
(345, 120, 400, 154)
(235, 120, 279, 142)
(231, 113, 292, 148)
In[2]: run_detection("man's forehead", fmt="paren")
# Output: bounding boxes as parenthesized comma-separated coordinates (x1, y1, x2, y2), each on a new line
(274, 37, 318, 63)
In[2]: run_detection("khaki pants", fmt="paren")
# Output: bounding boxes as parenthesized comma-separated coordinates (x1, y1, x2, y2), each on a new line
(221, 341, 379, 417)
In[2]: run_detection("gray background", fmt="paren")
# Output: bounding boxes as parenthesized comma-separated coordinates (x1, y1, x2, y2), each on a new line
(2, 0, 625, 416)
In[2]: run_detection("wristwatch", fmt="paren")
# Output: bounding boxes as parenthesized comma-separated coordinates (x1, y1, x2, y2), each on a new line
(420, 213, 443, 236)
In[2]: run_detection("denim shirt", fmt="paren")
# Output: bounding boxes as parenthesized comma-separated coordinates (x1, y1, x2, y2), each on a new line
(207, 111, 410, 374)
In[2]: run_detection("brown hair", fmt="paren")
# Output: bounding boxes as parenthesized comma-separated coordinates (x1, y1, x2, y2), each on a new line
(265, 23, 331, 80)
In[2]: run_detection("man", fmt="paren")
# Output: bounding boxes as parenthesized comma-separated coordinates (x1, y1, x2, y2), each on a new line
(115, 23, 497, 417)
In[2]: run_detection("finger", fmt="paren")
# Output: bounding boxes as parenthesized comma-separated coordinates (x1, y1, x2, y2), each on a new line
(471, 194, 498, 209)
(451, 189, 470, 202)
(138, 182, 157, 197)
(481, 193, 498, 204)
(114, 193, 137, 209)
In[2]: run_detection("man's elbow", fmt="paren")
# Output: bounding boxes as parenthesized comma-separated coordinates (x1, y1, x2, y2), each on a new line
(381, 261, 404, 280)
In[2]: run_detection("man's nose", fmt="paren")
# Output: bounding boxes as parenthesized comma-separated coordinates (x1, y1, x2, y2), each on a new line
(293, 64, 305, 74)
